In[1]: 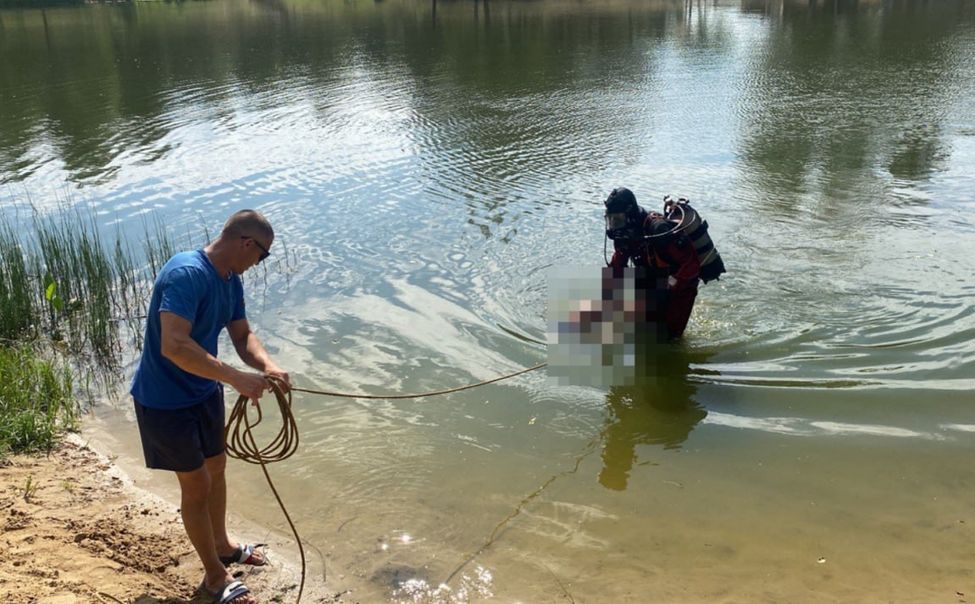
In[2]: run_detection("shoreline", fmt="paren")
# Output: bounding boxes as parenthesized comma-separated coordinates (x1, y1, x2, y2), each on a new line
(0, 433, 354, 604)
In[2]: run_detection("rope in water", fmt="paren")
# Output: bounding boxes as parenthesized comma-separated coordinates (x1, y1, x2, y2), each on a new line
(223, 362, 548, 603)
(291, 362, 547, 399)
(443, 433, 602, 587)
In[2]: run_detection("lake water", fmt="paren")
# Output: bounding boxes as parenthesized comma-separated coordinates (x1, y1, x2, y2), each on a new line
(2, 0, 975, 601)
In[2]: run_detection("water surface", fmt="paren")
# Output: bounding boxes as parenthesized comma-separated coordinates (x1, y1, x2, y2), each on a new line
(3, 0, 975, 601)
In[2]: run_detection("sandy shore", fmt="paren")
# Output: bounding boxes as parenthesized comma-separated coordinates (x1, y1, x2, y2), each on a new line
(0, 435, 354, 604)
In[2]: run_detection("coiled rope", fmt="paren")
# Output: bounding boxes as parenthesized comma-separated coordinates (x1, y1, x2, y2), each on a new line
(223, 362, 548, 603)
(224, 375, 305, 603)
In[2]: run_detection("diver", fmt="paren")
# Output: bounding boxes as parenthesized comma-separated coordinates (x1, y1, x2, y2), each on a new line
(602, 187, 725, 340)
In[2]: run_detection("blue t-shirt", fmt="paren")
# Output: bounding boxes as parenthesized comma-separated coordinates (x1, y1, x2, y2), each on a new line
(130, 250, 246, 409)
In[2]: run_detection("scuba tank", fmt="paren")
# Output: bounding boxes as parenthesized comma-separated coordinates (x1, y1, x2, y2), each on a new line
(663, 196, 726, 283)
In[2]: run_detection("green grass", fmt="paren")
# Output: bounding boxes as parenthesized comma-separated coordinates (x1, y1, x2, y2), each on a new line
(0, 205, 183, 365)
(33, 210, 119, 361)
(0, 203, 212, 457)
(0, 221, 36, 342)
(142, 213, 176, 283)
(0, 203, 248, 458)
(0, 345, 76, 456)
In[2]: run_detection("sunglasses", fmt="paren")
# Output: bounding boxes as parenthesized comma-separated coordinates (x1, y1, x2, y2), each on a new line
(241, 236, 271, 263)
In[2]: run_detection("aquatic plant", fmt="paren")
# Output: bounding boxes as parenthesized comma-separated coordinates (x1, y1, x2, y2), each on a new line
(0, 204, 190, 369)
(0, 221, 37, 342)
(33, 210, 118, 360)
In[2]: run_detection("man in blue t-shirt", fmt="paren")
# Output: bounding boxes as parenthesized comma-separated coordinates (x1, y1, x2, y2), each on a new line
(131, 209, 290, 604)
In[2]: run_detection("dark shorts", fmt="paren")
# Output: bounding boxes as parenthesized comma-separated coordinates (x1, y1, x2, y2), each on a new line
(133, 386, 226, 472)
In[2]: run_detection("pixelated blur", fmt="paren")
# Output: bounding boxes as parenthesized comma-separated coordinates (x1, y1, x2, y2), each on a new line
(547, 266, 671, 387)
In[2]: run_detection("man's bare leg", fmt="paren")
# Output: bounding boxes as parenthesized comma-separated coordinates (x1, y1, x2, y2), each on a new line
(204, 453, 265, 565)
(176, 465, 257, 604)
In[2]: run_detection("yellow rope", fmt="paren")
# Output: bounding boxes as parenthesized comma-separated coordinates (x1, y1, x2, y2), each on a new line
(292, 362, 547, 399)
(443, 433, 601, 586)
(224, 376, 305, 604)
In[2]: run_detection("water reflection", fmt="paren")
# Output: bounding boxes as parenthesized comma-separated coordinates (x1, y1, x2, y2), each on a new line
(3, 0, 971, 210)
(598, 345, 708, 491)
(0, 0, 687, 193)
(737, 0, 971, 208)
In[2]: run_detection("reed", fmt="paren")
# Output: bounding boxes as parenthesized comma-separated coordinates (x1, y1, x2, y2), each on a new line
(0, 205, 183, 366)
(0, 221, 37, 342)
(0, 204, 220, 457)
(143, 214, 176, 281)
(33, 210, 119, 361)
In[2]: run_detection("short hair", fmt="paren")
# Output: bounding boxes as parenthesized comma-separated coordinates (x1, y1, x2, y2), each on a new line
(221, 210, 274, 241)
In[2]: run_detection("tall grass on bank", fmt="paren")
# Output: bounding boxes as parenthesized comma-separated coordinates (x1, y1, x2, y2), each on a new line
(142, 213, 176, 281)
(0, 345, 76, 455)
(33, 211, 118, 360)
(0, 205, 193, 458)
(0, 204, 295, 455)
(0, 222, 35, 341)
(0, 206, 178, 364)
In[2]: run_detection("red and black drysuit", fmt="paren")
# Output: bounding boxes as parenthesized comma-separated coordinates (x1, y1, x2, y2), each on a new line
(607, 214, 701, 340)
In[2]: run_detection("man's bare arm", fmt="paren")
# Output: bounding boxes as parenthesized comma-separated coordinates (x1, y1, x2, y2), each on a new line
(227, 318, 291, 391)
(159, 311, 267, 400)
